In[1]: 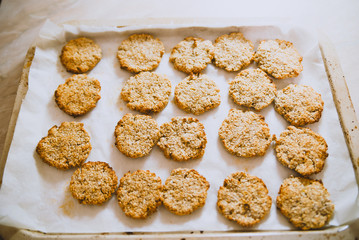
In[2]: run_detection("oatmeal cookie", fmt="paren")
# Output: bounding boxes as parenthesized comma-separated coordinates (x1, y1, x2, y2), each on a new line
(276, 177, 334, 230)
(174, 73, 221, 115)
(69, 161, 118, 205)
(55, 74, 101, 117)
(117, 170, 162, 219)
(121, 71, 171, 113)
(157, 117, 207, 161)
(229, 69, 276, 111)
(254, 39, 303, 79)
(36, 122, 91, 170)
(217, 172, 272, 227)
(114, 114, 160, 158)
(275, 126, 328, 176)
(213, 32, 254, 72)
(218, 109, 272, 157)
(60, 37, 102, 73)
(117, 34, 164, 73)
(163, 168, 210, 215)
(169, 37, 214, 74)
(274, 84, 324, 126)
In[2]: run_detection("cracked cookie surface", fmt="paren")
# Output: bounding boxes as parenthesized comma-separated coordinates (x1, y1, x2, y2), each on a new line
(275, 126, 328, 176)
(121, 71, 171, 113)
(218, 109, 272, 157)
(217, 172, 272, 227)
(274, 84, 324, 126)
(157, 117, 207, 161)
(60, 37, 102, 73)
(163, 168, 210, 215)
(169, 37, 214, 74)
(36, 122, 91, 170)
(114, 114, 160, 158)
(117, 34, 164, 73)
(254, 39, 302, 79)
(213, 32, 254, 72)
(174, 73, 220, 115)
(117, 170, 162, 218)
(229, 69, 276, 111)
(276, 177, 334, 230)
(55, 74, 101, 117)
(69, 161, 118, 205)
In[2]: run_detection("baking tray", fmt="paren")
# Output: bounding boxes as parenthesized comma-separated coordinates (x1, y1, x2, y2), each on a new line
(0, 19, 358, 239)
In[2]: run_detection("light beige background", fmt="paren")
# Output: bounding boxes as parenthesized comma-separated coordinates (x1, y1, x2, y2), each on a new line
(0, 0, 358, 238)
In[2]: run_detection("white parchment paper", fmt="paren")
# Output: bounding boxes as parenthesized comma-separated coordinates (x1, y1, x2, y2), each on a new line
(0, 20, 358, 233)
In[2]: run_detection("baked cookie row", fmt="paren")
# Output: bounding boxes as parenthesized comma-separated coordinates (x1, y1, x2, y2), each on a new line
(54, 71, 324, 128)
(54, 72, 221, 116)
(35, 117, 206, 168)
(69, 163, 334, 230)
(69, 165, 209, 218)
(36, 110, 328, 177)
(60, 33, 303, 80)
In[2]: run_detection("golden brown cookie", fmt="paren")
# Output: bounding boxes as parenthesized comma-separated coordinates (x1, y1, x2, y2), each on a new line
(117, 34, 165, 73)
(60, 37, 102, 73)
(121, 71, 171, 113)
(114, 114, 160, 158)
(213, 32, 254, 72)
(174, 73, 221, 115)
(55, 74, 101, 117)
(274, 84, 324, 126)
(276, 177, 334, 230)
(169, 37, 214, 74)
(254, 39, 303, 79)
(275, 126, 328, 176)
(163, 168, 210, 215)
(218, 109, 272, 157)
(117, 170, 162, 219)
(36, 122, 91, 170)
(217, 172, 272, 227)
(157, 117, 207, 161)
(229, 69, 276, 111)
(69, 161, 118, 205)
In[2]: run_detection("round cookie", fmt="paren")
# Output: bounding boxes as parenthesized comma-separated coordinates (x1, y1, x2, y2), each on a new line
(157, 117, 207, 161)
(69, 161, 118, 205)
(55, 74, 101, 117)
(275, 126, 328, 176)
(218, 109, 272, 157)
(117, 34, 164, 73)
(217, 172, 272, 227)
(213, 32, 254, 72)
(276, 177, 334, 230)
(169, 37, 214, 74)
(229, 69, 276, 111)
(274, 84, 324, 126)
(114, 113, 160, 158)
(36, 122, 91, 170)
(60, 37, 102, 74)
(174, 73, 221, 115)
(163, 168, 210, 215)
(117, 170, 162, 219)
(121, 71, 171, 113)
(254, 39, 303, 79)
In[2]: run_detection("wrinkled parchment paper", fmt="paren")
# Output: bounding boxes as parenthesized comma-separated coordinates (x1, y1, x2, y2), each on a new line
(0, 20, 358, 233)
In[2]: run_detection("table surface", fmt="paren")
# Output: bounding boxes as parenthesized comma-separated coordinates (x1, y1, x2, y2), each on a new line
(0, 0, 358, 239)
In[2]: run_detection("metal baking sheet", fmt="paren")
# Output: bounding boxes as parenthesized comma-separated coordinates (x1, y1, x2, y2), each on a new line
(0, 19, 358, 239)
